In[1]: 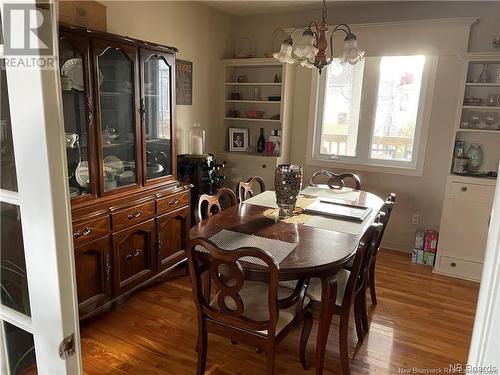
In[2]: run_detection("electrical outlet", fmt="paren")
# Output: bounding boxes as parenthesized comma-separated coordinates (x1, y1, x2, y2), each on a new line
(412, 214, 420, 225)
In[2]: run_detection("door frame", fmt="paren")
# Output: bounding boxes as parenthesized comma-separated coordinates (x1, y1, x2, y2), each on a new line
(1, 1, 82, 373)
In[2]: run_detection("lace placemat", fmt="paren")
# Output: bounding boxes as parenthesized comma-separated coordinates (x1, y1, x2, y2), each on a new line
(196, 229, 297, 266)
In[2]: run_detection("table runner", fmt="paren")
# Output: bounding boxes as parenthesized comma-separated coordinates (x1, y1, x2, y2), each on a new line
(196, 229, 297, 266)
(244, 190, 366, 235)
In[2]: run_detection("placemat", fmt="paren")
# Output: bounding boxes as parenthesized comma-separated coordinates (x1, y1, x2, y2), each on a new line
(196, 229, 297, 266)
(261, 208, 365, 235)
(301, 186, 361, 202)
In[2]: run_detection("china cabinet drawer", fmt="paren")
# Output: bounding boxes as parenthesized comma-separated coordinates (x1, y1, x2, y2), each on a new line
(112, 200, 156, 231)
(157, 192, 189, 214)
(73, 216, 110, 245)
(436, 256, 483, 281)
(449, 182, 495, 203)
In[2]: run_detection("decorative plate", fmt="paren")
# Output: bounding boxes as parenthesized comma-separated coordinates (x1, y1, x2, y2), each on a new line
(103, 155, 125, 174)
(75, 161, 89, 187)
(61, 58, 84, 91)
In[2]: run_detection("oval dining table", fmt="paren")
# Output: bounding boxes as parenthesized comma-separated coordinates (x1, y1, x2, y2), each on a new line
(189, 187, 384, 375)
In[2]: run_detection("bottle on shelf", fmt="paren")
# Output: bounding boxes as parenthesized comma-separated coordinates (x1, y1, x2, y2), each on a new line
(257, 128, 265, 153)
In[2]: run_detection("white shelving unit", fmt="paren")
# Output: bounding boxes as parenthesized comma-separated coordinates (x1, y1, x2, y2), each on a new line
(216, 58, 295, 188)
(434, 53, 500, 282)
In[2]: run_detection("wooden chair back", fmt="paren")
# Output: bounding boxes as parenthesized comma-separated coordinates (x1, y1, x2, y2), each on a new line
(341, 221, 384, 306)
(187, 238, 280, 336)
(373, 193, 396, 257)
(309, 169, 361, 190)
(237, 176, 266, 202)
(195, 188, 237, 224)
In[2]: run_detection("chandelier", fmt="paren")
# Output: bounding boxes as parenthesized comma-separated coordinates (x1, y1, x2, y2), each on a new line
(273, 0, 364, 73)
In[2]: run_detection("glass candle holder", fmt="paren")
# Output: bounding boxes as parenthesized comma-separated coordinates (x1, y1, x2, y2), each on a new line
(189, 123, 206, 155)
(274, 164, 303, 218)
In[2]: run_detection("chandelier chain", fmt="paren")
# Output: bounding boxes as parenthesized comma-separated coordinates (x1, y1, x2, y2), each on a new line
(321, 0, 327, 24)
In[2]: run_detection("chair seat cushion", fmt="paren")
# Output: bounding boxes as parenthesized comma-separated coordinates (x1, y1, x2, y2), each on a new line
(210, 281, 310, 335)
(280, 269, 350, 306)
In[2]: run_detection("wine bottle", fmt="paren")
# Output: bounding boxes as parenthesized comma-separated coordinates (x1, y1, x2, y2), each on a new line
(257, 128, 265, 153)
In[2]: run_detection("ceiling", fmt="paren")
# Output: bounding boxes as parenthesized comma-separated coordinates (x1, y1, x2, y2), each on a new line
(202, 0, 386, 17)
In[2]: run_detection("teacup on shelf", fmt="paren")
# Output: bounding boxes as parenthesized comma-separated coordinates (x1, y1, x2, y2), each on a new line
(65, 132, 79, 148)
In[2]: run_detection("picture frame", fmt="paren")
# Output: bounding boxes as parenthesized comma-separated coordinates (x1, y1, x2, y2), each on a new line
(228, 128, 248, 152)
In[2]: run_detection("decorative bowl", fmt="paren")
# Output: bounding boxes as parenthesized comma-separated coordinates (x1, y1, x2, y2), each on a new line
(245, 111, 265, 119)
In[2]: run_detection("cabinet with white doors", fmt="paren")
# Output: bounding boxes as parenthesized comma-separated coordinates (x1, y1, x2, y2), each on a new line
(434, 175, 495, 281)
(434, 53, 499, 282)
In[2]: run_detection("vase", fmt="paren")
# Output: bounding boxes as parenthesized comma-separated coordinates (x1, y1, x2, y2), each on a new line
(478, 64, 488, 83)
(466, 144, 483, 172)
(274, 164, 303, 218)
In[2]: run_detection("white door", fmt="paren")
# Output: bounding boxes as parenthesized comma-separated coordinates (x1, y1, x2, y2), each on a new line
(1, 1, 82, 374)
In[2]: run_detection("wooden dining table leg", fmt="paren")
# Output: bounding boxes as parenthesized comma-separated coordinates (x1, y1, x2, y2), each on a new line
(315, 275, 338, 375)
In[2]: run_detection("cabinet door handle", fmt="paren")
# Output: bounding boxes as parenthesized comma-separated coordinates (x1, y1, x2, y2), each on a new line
(169, 198, 179, 206)
(461, 186, 467, 192)
(125, 249, 142, 260)
(105, 254, 111, 281)
(127, 210, 142, 219)
(74, 226, 93, 237)
(139, 98, 146, 122)
(450, 262, 457, 268)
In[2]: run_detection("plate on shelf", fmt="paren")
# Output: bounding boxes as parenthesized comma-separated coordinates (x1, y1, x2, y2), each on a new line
(117, 170, 135, 186)
(103, 155, 125, 175)
(61, 58, 84, 91)
(75, 161, 89, 187)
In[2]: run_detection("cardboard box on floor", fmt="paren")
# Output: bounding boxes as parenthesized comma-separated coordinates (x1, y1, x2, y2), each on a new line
(59, 1, 106, 32)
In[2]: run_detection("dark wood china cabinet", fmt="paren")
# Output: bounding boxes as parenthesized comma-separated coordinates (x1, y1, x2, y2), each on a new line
(59, 25, 191, 319)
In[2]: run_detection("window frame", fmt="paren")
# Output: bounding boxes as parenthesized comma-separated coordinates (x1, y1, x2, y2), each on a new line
(307, 55, 438, 177)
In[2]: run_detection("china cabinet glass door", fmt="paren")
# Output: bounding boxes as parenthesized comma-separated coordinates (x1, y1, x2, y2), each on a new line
(59, 33, 94, 200)
(141, 50, 174, 183)
(95, 41, 140, 193)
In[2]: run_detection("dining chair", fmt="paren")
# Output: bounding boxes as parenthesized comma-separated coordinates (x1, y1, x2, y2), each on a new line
(187, 238, 313, 375)
(285, 222, 383, 375)
(341, 194, 396, 334)
(309, 169, 361, 190)
(237, 176, 266, 202)
(195, 188, 238, 224)
(367, 194, 396, 305)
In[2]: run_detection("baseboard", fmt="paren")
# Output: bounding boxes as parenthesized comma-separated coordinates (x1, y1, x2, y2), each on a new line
(381, 240, 411, 253)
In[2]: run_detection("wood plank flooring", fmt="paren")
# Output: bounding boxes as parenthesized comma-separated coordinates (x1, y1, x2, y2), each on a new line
(81, 250, 479, 374)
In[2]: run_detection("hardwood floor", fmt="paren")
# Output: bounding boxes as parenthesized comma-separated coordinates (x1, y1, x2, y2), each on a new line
(81, 249, 479, 374)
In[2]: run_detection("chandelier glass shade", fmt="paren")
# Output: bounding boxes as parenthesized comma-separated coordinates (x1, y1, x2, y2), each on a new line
(272, 0, 364, 73)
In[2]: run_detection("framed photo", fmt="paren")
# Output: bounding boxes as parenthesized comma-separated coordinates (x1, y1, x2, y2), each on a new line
(228, 128, 248, 152)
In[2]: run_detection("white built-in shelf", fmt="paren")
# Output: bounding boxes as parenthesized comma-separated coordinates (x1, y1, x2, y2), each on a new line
(225, 100, 281, 104)
(224, 117, 281, 123)
(457, 128, 500, 134)
(462, 105, 500, 110)
(465, 82, 500, 87)
(225, 82, 282, 86)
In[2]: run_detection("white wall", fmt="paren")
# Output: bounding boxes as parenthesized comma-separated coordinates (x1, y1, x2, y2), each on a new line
(101, 0, 234, 154)
(231, 1, 500, 251)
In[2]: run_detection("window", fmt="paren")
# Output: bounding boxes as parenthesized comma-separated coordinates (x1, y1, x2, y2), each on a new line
(316, 60, 364, 157)
(312, 55, 436, 174)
